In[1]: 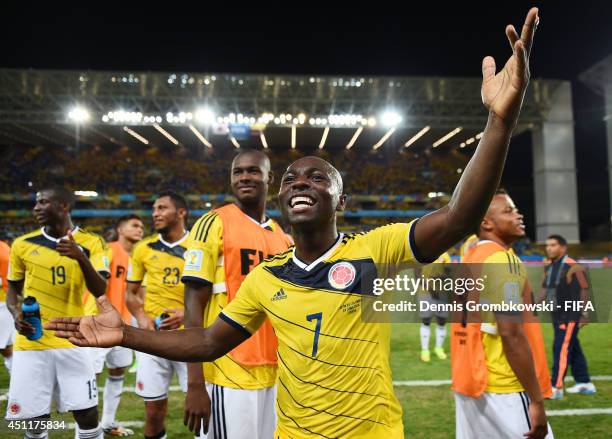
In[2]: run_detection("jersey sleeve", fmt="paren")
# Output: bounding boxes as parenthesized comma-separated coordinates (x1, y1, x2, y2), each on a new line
(361, 220, 426, 264)
(89, 236, 111, 278)
(181, 213, 222, 286)
(127, 242, 146, 283)
(7, 240, 25, 282)
(219, 270, 267, 337)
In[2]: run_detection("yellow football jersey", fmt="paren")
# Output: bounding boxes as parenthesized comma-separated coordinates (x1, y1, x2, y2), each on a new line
(182, 211, 278, 390)
(480, 247, 527, 393)
(127, 233, 189, 318)
(7, 227, 110, 350)
(222, 221, 423, 439)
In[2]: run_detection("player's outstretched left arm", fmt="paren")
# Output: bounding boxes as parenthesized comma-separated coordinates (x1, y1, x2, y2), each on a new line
(45, 295, 249, 362)
(414, 7, 539, 261)
(57, 233, 107, 297)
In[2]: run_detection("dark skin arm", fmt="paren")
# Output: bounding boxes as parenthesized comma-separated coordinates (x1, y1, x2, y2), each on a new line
(7, 280, 34, 336)
(56, 233, 107, 297)
(415, 8, 539, 261)
(44, 295, 248, 362)
(183, 281, 213, 434)
(126, 281, 154, 330)
(497, 317, 548, 439)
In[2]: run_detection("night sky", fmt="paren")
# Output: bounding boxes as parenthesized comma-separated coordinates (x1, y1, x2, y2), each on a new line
(3, 3, 612, 240)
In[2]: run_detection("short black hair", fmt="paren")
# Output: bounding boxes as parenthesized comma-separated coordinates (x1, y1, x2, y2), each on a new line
(157, 190, 189, 214)
(42, 186, 76, 211)
(547, 234, 567, 246)
(115, 214, 142, 230)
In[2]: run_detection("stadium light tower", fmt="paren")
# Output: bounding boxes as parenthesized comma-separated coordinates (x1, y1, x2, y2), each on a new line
(195, 107, 215, 125)
(68, 106, 90, 123)
(380, 110, 402, 127)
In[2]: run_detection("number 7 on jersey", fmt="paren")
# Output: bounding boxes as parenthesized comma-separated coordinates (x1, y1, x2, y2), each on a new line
(306, 312, 323, 357)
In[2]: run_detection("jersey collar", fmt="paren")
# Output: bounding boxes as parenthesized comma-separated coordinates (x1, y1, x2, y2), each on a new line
(292, 233, 344, 272)
(40, 226, 80, 243)
(158, 230, 189, 248)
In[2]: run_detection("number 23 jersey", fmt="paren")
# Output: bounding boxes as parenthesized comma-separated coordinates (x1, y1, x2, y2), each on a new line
(221, 221, 423, 439)
(127, 233, 190, 318)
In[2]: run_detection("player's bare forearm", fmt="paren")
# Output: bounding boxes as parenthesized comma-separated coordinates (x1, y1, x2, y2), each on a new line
(415, 113, 513, 260)
(126, 281, 146, 319)
(6, 280, 24, 320)
(78, 255, 108, 297)
(184, 281, 213, 385)
(121, 317, 247, 363)
(499, 321, 544, 404)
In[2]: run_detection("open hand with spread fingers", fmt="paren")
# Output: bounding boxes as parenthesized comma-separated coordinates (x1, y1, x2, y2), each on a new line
(481, 7, 539, 126)
(45, 295, 124, 347)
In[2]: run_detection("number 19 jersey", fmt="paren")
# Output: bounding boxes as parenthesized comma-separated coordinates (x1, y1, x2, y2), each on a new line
(7, 227, 110, 351)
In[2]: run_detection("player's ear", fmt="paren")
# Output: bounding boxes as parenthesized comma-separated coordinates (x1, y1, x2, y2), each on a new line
(480, 216, 493, 233)
(267, 170, 275, 186)
(336, 193, 347, 212)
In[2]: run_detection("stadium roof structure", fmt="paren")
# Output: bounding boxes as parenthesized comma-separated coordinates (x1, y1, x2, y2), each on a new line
(0, 68, 566, 152)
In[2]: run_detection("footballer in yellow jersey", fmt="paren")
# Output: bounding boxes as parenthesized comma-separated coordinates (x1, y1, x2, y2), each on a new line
(182, 150, 292, 438)
(220, 222, 419, 438)
(453, 190, 553, 439)
(6, 187, 109, 435)
(125, 191, 190, 439)
(49, 30, 543, 436)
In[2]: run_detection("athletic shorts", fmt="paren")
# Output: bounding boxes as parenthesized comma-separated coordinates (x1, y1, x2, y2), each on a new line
(134, 351, 187, 401)
(197, 384, 277, 439)
(418, 292, 449, 319)
(87, 346, 133, 374)
(5, 348, 98, 420)
(0, 303, 15, 349)
(455, 391, 554, 438)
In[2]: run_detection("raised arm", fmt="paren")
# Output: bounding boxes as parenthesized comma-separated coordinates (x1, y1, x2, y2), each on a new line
(45, 295, 249, 362)
(414, 7, 539, 261)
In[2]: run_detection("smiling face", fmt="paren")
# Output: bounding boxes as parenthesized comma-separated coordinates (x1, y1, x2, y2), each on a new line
(480, 193, 525, 244)
(279, 156, 346, 228)
(230, 151, 272, 207)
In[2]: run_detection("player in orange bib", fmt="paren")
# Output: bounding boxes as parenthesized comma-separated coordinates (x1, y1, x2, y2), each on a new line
(83, 215, 144, 436)
(451, 190, 553, 439)
(182, 149, 292, 438)
(0, 237, 13, 378)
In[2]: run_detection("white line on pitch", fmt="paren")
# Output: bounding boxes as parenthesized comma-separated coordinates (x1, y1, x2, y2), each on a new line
(547, 408, 612, 416)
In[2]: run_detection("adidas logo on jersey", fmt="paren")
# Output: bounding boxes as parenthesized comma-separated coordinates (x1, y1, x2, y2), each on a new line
(271, 288, 287, 302)
(30, 249, 39, 256)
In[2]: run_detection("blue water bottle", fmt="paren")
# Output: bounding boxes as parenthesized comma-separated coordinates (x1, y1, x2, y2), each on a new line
(154, 312, 170, 330)
(22, 296, 43, 341)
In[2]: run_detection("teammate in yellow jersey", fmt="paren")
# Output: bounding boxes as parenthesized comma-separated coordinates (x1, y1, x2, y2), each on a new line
(125, 191, 190, 439)
(418, 251, 452, 362)
(83, 214, 144, 436)
(7, 187, 110, 439)
(48, 7, 541, 438)
(452, 190, 553, 439)
(182, 150, 292, 438)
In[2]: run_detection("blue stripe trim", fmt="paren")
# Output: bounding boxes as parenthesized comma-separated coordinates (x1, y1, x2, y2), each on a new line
(408, 218, 436, 264)
(219, 313, 252, 338)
